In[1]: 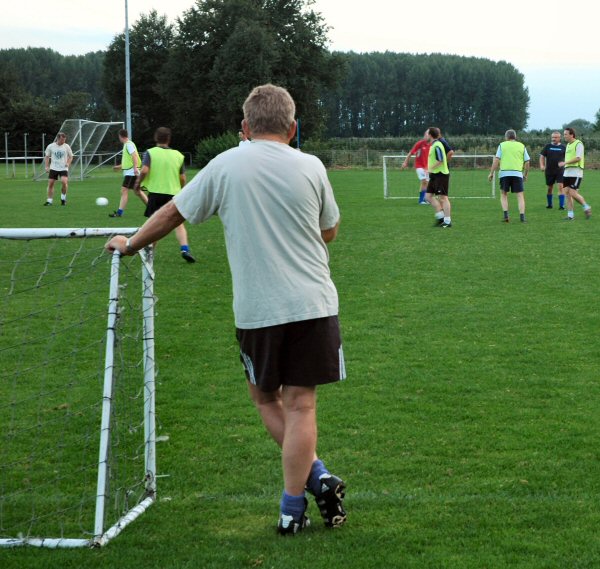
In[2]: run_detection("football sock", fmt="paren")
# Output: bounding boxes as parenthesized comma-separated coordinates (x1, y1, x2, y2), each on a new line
(547, 194, 553, 207)
(61, 193, 67, 201)
(280, 491, 306, 519)
(503, 210, 509, 220)
(520, 213, 525, 222)
(583, 204, 591, 211)
(47, 198, 53, 204)
(180, 245, 190, 252)
(443, 216, 451, 225)
(568, 210, 574, 218)
(307, 459, 330, 495)
(419, 190, 426, 202)
(435, 211, 444, 220)
(559, 195, 566, 208)
(117, 208, 124, 216)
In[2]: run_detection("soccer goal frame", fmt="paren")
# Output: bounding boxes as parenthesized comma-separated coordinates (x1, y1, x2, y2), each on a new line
(0, 228, 156, 549)
(383, 154, 496, 200)
(36, 120, 124, 181)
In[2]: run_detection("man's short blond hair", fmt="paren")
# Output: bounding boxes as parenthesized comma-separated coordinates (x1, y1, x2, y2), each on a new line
(243, 84, 295, 136)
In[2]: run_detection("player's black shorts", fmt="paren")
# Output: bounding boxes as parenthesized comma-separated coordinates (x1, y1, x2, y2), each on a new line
(144, 192, 173, 217)
(48, 169, 68, 180)
(545, 170, 563, 186)
(122, 175, 137, 189)
(426, 172, 450, 196)
(236, 315, 346, 392)
(563, 177, 582, 191)
(500, 176, 524, 193)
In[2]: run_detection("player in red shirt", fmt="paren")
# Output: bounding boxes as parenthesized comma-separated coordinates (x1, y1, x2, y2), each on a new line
(401, 131, 431, 204)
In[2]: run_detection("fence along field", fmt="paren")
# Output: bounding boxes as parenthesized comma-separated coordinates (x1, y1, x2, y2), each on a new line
(1, 168, 600, 567)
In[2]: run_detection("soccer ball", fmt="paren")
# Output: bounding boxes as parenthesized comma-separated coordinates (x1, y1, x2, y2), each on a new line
(96, 197, 109, 206)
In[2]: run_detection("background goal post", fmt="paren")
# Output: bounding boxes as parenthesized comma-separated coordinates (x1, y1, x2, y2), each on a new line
(0, 228, 157, 548)
(36, 120, 124, 181)
(383, 154, 496, 200)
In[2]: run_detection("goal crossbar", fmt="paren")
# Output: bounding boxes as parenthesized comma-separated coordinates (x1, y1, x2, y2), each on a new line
(0, 227, 157, 549)
(383, 154, 496, 199)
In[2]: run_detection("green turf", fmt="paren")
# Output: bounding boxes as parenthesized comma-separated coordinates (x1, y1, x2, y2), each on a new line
(1, 167, 600, 568)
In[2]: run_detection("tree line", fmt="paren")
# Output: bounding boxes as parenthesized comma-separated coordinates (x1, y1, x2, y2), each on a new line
(0, 47, 112, 150)
(1, 0, 596, 156)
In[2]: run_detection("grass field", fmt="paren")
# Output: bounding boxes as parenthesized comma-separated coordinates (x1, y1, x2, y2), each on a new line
(1, 167, 600, 568)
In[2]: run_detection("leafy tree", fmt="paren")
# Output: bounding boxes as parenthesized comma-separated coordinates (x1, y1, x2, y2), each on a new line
(563, 118, 594, 135)
(103, 10, 175, 147)
(163, 0, 341, 148)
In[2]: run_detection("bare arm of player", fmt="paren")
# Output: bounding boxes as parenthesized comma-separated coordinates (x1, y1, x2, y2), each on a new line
(105, 200, 185, 255)
(523, 160, 530, 180)
(539, 155, 546, 170)
(488, 157, 500, 181)
(321, 220, 340, 243)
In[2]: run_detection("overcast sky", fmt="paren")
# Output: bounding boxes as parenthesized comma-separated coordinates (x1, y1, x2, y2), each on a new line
(1, 0, 598, 130)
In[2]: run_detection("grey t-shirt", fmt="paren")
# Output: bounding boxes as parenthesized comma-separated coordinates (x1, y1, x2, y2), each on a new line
(174, 140, 340, 329)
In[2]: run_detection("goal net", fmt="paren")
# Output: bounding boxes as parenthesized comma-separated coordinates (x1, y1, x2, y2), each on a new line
(37, 120, 124, 181)
(0, 228, 157, 548)
(383, 154, 496, 199)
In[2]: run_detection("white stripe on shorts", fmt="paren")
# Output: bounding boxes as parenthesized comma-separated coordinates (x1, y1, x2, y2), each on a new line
(240, 350, 257, 385)
(339, 345, 347, 380)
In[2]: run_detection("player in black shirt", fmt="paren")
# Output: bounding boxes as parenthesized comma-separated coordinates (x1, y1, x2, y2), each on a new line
(539, 131, 566, 209)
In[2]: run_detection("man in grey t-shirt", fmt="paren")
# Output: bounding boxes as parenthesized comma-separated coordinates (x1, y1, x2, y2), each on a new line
(106, 84, 346, 535)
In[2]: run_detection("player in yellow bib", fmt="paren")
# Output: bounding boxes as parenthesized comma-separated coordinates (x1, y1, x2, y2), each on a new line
(488, 130, 530, 223)
(425, 127, 452, 227)
(134, 127, 196, 262)
(109, 129, 148, 218)
(559, 127, 591, 220)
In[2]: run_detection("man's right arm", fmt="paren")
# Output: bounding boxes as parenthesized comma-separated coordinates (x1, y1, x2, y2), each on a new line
(321, 220, 340, 243)
(105, 201, 185, 255)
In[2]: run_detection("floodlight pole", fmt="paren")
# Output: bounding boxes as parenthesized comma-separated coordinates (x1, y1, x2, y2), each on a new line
(4, 132, 8, 178)
(124, 0, 132, 137)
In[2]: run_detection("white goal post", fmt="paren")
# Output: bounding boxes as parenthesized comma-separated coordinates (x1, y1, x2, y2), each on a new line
(383, 154, 496, 199)
(36, 120, 125, 181)
(0, 228, 157, 548)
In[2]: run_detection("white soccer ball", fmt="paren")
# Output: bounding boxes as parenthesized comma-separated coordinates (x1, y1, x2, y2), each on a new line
(96, 197, 109, 207)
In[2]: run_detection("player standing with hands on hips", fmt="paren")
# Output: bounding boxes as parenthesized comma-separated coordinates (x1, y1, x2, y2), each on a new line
(105, 84, 347, 535)
(560, 127, 591, 220)
(43, 132, 73, 206)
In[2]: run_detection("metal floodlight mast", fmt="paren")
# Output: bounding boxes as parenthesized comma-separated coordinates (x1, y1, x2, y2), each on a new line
(125, 0, 132, 137)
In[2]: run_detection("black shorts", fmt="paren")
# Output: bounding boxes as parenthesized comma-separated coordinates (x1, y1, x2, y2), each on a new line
(236, 315, 346, 392)
(48, 169, 68, 180)
(563, 177, 582, 191)
(144, 192, 173, 217)
(122, 175, 137, 189)
(426, 172, 450, 196)
(500, 176, 524, 193)
(545, 170, 563, 186)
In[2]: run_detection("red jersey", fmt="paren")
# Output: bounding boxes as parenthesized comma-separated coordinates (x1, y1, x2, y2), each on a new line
(408, 139, 431, 169)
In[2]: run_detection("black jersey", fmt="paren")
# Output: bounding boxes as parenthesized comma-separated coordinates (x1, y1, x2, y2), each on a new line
(540, 143, 566, 172)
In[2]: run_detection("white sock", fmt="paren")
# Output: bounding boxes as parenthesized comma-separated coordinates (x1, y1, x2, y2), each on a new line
(444, 216, 451, 224)
(568, 210, 574, 218)
(583, 204, 590, 210)
(61, 193, 67, 201)
(47, 198, 53, 204)
(435, 211, 444, 220)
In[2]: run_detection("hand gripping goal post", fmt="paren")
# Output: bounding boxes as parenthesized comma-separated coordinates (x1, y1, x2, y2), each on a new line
(0, 228, 158, 548)
(383, 154, 496, 199)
